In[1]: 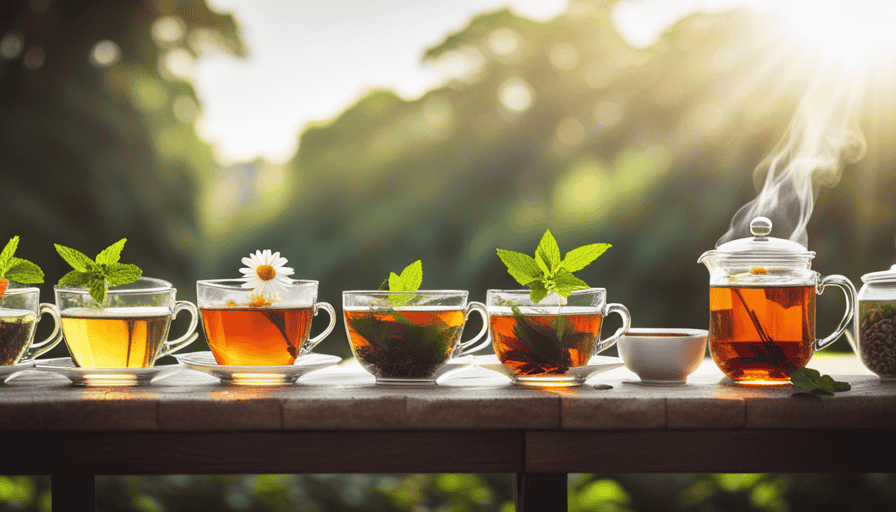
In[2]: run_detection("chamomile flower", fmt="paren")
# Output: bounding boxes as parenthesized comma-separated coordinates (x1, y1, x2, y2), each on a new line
(239, 249, 294, 302)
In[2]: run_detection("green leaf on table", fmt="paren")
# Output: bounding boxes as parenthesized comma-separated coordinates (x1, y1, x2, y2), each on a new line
(789, 368, 851, 395)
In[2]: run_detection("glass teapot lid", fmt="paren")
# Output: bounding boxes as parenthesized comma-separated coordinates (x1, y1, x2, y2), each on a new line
(862, 264, 896, 284)
(699, 216, 816, 268)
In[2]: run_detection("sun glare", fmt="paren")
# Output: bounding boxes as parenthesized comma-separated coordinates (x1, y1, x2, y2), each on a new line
(779, 1, 896, 68)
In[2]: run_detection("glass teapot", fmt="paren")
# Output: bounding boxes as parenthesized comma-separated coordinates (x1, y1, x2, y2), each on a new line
(698, 216, 856, 385)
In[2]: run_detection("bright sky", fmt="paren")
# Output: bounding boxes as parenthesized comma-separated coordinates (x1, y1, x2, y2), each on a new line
(192, 0, 771, 165)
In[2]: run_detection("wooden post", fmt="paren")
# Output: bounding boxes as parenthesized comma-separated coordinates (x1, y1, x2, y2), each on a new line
(516, 472, 567, 511)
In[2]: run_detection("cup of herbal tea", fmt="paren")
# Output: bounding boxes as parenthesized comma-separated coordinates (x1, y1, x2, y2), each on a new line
(1, 284, 63, 365)
(343, 290, 490, 384)
(486, 288, 631, 386)
(197, 279, 336, 366)
(55, 277, 198, 368)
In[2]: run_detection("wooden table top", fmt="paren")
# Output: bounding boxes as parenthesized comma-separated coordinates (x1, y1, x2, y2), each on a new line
(2, 354, 894, 432)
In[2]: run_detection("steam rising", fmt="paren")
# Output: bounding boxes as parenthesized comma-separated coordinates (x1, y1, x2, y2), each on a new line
(717, 65, 867, 248)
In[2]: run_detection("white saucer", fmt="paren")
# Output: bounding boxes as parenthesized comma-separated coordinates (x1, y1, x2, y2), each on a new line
(474, 354, 624, 387)
(32, 357, 182, 386)
(0, 359, 36, 383)
(175, 351, 342, 385)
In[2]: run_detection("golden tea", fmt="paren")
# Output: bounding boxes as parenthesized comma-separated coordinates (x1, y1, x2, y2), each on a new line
(490, 309, 603, 376)
(0, 308, 37, 365)
(344, 307, 464, 380)
(61, 307, 171, 368)
(709, 285, 815, 384)
(202, 307, 313, 365)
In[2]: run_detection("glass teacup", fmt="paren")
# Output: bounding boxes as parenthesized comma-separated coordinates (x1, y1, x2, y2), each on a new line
(55, 277, 198, 368)
(0, 284, 63, 365)
(197, 279, 336, 365)
(343, 290, 490, 384)
(486, 288, 631, 386)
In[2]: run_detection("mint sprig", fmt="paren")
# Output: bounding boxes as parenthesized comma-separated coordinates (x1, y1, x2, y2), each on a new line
(378, 260, 423, 307)
(0, 236, 45, 284)
(789, 368, 851, 396)
(54, 238, 142, 306)
(497, 230, 610, 303)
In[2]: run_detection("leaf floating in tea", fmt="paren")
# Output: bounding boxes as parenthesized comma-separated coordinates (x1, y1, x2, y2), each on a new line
(503, 306, 596, 375)
(789, 368, 851, 395)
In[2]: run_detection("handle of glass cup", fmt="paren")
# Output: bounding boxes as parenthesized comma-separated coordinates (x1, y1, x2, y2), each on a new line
(26, 303, 64, 360)
(815, 274, 856, 352)
(452, 301, 490, 358)
(593, 303, 632, 355)
(159, 300, 199, 358)
(298, 301, 337, 357)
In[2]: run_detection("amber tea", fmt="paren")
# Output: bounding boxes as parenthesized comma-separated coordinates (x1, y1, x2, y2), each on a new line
(345, 307, 465, 380)
(202, 307, 314, 365)
(62, 307, 172, 368)
(490, 308, 603, 376)
(0, 308, 37, 365)
(709, 285, 815, 384)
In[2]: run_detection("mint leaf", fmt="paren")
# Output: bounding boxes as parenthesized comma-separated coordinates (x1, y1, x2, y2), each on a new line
(529, 280, 548, 304)
(4, 259, 44, 284)
(789, 368, 851, 395)
(0, 236, 19, 267)
(58, 270, 92, 287)
(88, 278, 107, 306)
(496, 249, 541, 286)
(561, 243, 611, 273)
(106, 263, 142, 286)
(552, 269, 589, 298)
(54, 244, 94, 272)
(398, 260, 422, 292)
(388, 272, 404, 292)
(535, 230, 561, 272)
(96, 238, 126, 266)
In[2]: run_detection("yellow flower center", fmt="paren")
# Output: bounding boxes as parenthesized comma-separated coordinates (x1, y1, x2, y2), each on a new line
(256, 265, 276, 281)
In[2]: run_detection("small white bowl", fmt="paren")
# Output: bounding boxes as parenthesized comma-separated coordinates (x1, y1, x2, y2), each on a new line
(617, 328, 708, 385)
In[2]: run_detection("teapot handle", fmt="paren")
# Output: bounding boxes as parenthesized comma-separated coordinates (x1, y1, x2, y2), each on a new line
(815, 274, 856, 352)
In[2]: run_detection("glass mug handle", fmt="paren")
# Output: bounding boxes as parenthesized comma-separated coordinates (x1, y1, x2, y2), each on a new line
(298, 301, 337, 357)
(815, 274, 856, 352)
(452, 301, 490, 358)
(26, 303, 64, 360)
(158, 300, 199, 358)
(593, 303, 632, 355)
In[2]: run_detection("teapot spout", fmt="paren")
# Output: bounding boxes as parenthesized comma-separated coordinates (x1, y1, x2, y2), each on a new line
(697, 251, 719, 272)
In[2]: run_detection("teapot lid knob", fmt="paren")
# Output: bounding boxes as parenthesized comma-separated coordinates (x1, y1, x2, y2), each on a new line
(750, 217, 772, 238)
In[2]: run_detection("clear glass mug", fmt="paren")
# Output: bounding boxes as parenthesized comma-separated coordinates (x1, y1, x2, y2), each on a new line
(0, 284, 63, 365)
(486, 288, 631, 386)
(343, 290, 490, 384)
(197, 279, 336, 365)
(55, 277, 198, 368)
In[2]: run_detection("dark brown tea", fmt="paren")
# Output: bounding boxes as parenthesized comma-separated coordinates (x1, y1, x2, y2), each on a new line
(709, 285, 815, 384)
(345, 307, 465, 380)
(490, 309, 602, 376)
(0, 308, 37, 365)
(202, 307, 314, 365)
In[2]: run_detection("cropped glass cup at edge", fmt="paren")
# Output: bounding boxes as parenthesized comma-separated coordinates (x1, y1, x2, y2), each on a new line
(343, 290, 490, 384)
(197, 279, 336, 365)
(0, 283, 63, 365)
(486, 288, 631, 385)
(54, 277, 198, 368)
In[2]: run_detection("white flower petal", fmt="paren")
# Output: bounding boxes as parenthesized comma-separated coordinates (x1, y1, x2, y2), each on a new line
(278, 266, 295, 276)
(274, 257, 288, 268)
(271, 251, 281, 263)
(241, 257, 254, 267)
(239, 268, 255, 276)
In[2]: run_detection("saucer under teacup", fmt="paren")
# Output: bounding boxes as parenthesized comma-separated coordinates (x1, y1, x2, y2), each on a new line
(474, 354, 624, 387)
(33, 357, 182, 386)
(175, 351, 341, 386)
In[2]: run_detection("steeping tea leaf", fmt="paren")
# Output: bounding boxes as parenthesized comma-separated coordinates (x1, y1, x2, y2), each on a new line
(0, 236, 45, 289)
(54, 239, 143, 306)
(497, 229, 611, 304)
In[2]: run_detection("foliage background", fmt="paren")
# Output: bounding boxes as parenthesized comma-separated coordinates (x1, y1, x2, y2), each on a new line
(3, 0, 896, 510)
